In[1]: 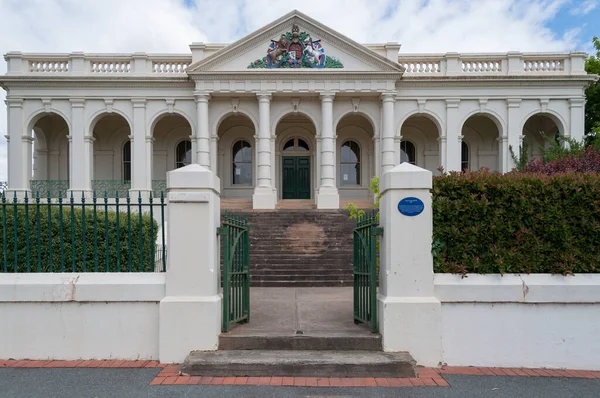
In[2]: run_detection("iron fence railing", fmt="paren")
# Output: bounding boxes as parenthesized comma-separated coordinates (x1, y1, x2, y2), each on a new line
(0, 190, 167, 273)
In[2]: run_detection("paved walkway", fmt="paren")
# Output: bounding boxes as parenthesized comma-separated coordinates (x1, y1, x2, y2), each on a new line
(227, 287, 370, 336)
(1, 366, 600, 397)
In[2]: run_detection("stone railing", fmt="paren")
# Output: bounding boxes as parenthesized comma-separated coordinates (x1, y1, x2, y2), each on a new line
(5, 52, 192, 76)
(397, 52, 588, 76)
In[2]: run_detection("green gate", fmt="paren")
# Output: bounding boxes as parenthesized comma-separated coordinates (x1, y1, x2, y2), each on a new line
(353, 211, 382, 333)
(218, 213, 250, 332)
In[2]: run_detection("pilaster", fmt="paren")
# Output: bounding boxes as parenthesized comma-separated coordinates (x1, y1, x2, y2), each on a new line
(131, 98, 151, 198)
(569, 98, 586, 143)
(69, 98, 92, 197)
(6, 99, 29, 198)
(444, 98, 461, 172)
(505, 99, 522, 172)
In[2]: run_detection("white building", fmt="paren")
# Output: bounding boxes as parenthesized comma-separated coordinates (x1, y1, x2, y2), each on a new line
(0, 10, 593, 209)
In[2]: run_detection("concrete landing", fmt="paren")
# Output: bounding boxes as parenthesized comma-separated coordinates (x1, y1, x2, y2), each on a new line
(181, 350, 416, 378)
(220, 287, 381, 351)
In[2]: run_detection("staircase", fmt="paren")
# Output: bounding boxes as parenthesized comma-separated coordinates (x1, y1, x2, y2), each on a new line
(233, 208, 357, 287)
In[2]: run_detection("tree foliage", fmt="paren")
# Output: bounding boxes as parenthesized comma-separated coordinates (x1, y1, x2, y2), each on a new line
(585, 36, 600, 139)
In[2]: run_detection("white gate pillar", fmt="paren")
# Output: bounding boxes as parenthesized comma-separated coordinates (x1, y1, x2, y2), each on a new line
(159, 164, 221, 363)
(378, 163, 442, 366)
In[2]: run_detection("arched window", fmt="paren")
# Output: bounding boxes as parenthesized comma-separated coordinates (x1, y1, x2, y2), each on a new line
(400, 141, 416, 165)
(232, 140, 252, 185)
(341, 140, 361, 185)
(123, 141, 131, 181)
(461, 141, 469, 171)
(283, 137, 310, 151)
(176, 140, 192, 169)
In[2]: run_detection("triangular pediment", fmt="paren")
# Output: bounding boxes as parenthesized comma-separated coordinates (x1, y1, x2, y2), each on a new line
(187, 10, 404, 75)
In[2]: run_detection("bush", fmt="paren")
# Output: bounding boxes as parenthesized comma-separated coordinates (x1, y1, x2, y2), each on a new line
(432, 169, 600, 275)
(523, 144, 600, 174)
(0, 205, 158, 272)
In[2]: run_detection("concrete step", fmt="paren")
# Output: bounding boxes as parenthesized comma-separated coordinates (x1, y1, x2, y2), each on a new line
(219, 332, 381, 351)
(250, 280, 353, 287)
(181, 350, 416, 378)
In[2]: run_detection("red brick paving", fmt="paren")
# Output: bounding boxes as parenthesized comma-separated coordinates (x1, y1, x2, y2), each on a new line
(2, 360, 599, 388)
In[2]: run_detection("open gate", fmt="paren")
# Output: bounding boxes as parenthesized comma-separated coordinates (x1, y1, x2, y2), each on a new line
(218, 213, 250, 332)
(353, 211, 382, 333)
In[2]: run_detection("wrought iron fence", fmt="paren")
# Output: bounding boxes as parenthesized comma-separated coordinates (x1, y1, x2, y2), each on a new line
(0, 190, 167, 273)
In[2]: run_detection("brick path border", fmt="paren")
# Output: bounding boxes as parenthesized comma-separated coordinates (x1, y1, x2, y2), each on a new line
(2, 360, 600, 388)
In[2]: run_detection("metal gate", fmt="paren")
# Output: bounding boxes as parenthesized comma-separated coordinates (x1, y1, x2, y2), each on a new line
(218, 213, 250, 332)
(353, 211, 382, 333)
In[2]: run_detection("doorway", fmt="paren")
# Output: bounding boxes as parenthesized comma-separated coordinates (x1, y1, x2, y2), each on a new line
(282, 156, 310, 199)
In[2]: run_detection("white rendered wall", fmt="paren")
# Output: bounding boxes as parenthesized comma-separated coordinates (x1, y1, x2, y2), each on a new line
(436, 274, 600, 370)
(0, 273, 165, 360)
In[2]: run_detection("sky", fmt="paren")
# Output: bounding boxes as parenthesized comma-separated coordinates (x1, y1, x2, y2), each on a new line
(0, 0, 599, 181)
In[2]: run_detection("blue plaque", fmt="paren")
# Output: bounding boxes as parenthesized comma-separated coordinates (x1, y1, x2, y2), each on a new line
(398, 197, 424, 217)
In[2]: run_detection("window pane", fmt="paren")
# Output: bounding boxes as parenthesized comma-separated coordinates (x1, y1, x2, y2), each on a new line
(176, 140, 192, 168)
(283, 139, 295, 151)
(341, 163, 359, 185)
(123, 162, 131, 181)
(461, 142, 469, 170)
(297, 139, 309, 151)
(123, 141, 131, 161)
(400, 141, 416, 164)
(233, 162, 252, 185)
(341, 141, 359, 163)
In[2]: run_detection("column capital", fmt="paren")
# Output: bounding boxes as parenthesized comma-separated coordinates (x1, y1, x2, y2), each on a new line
(145, 136, 155, 143)
(21, 135, 34, 143)
(257, 92, 272, 103)
(445, 98, 460, 108)
(320, 92, 335, 102)
(69, 98, 86, 108)
(506, 98, 522, 108)
(6, 98, 23, 108)
(194, 91, 211, 102)
(437, 136, 447, 143)
(569, 97, 586, 107)
(83, 135, 96, 143)
(131, 98, 147, 108)
(380, 92, 396, 103)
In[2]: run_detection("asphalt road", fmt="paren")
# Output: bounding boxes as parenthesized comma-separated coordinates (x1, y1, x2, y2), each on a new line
(1, 368, 600, 398)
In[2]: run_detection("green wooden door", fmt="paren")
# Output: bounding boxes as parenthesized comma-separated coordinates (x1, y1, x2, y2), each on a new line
(282, 156, 310, 199)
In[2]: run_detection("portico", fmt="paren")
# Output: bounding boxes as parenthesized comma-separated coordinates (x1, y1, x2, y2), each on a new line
(1, 10, 593, 208)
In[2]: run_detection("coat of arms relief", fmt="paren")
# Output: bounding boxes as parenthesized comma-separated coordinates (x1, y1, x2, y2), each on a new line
(248, 24, 343, 69)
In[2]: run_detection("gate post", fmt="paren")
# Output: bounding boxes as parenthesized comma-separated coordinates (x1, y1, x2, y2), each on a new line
(159, 164, 221, 363)
(378, 163, 442, 366)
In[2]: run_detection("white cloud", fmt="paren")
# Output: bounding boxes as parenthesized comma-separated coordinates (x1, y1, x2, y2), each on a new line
(570, 0, 597, 15)
(0, 0, 588, 181)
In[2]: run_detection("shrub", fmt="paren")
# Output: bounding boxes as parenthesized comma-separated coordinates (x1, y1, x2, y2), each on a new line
(432, 169, 600, 275)
(0, 204, 158, 273)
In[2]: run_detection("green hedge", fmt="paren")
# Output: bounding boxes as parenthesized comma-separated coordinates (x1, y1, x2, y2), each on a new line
(0, 205, 159, 273)
(432, 170, 600, 274)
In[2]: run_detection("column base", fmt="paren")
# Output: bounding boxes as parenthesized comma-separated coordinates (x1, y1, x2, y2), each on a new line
(159, 295, 221, 364)
(129, 189, 153, 201)
(252, 187, 276, 209)
(378, 295, 442, 367)
(316, 186, 339, 209)
(68, 189, 94, 200)
(5, 189, 31, 200)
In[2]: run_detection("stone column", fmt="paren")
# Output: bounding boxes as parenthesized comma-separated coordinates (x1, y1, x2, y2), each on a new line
(159, 164, 221, 363)
(378, 163, 442, 366)
(505, 99, 522, 171)
(210, 135, 218, 173)
(569, 98, 586, 144)
(69, 98, 92, 197)
(444, 98, 461, 172)
(374, 135, 381, 177)
(381, 93, 396, 174)
(130, 99, 151, 198)
(252, 93, 275, 209)
(317, 93, 339, 209)
(195, 92, 211, 169)
(5, 99, 28, 198)
(315, 134, 321, 200)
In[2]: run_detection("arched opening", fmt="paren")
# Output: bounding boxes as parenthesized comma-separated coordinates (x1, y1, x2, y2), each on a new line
(461, 114, 501, 171)
(217, 114, 256, 199)
(91, 113, 131, 196)
(29, 113, 70, 197)
(275, 114, 317, 200)
(336, 114, 374, 202)
(522, 113, 562, 161)
(152, 114, 193, 194)
(399, 114, 440, 174)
